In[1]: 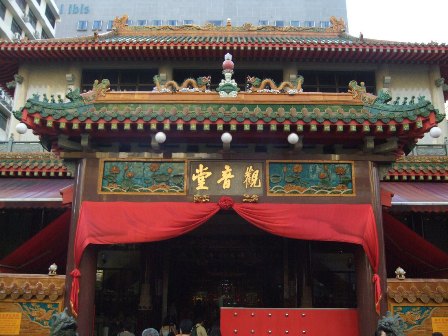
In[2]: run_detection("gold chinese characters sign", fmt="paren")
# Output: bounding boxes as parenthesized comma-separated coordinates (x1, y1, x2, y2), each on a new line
(98, 159, 355, 197)
(189, 161, 264, 196)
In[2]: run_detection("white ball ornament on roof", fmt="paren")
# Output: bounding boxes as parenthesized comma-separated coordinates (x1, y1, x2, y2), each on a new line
(287, 133, 300, 145)
(154, 131, 167, 144)
(429, 126, 442, 138)
(221, 132, 232, 144)
(16, 122, 28, 134)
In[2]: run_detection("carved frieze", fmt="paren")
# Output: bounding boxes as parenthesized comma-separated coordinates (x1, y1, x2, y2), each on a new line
(0, 274, 65, 302)
(388, 279, 448, 304)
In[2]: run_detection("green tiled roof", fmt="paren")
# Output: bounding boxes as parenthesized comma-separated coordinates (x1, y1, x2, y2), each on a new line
(96, 34, 354, 45)
(383, 156, 448, 181)
(19, 97, 441, 125)
(0, 153, 74, 177)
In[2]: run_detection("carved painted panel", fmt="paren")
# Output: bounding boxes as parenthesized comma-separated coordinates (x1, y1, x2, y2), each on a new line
(99, 160, 187, 195)
(267, 161, 354, 196)
(390, 305, 448, 335)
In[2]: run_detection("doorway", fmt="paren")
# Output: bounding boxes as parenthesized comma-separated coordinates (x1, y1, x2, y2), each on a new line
(93, 212, 356, 335)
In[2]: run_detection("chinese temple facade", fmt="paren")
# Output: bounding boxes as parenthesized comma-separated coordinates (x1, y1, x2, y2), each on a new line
(1, 16, 448, 336)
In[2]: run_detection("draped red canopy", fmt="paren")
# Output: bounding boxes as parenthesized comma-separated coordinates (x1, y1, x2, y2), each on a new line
(383, 211, 448, 276)
(70, 198, 380, 316)
(0, 210, 71, 273)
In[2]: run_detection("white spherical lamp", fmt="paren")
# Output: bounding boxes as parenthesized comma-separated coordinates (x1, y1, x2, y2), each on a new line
(221, 132, 232, 144)
(154, 131, 166, 144)
(16, 122, 28, 134)
(287, 133, 299, 145)
(429, 126, 442, 138)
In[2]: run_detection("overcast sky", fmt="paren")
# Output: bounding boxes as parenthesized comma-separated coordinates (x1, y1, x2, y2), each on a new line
(346, 0, 448, 44)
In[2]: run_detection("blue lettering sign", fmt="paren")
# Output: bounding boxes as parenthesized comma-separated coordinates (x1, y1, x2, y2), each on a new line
(67, 4, 89, 14)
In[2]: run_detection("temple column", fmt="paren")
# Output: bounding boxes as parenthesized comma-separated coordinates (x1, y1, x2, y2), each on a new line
(355, 161, 388, 335)
(64, 158, 97, 334)
(77, 245, 98, 335)
(283, 64, 298, 82)
(428, 65, 447, 144)
(10, 64, 30, 140)
(160, 65, 173, 81)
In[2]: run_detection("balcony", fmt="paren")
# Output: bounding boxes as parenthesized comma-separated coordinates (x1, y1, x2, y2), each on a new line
(0, 138, 46, 152)
(410, 141, 448, 156)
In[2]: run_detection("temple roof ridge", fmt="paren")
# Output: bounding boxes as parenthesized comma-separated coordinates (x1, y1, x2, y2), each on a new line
(2, 15, 445, 47)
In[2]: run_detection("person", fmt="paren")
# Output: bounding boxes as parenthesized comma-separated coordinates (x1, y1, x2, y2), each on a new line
(208, 325, 220, 336)
(117, 322, 135, 336)
(432, 333, 444, 336)
(374, 330, 386, 336)
(177, 319, 193, 336)
(160, 316, 177, 336)
(142, 328, 159, 336)
(193, 317, 207, 336)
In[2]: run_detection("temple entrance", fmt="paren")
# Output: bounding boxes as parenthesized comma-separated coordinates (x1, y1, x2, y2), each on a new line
(165, 218, 286, 322)
(93, 212, 356, 335)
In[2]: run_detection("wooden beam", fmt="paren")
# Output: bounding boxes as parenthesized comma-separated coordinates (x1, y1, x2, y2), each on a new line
(374, 137, 398, 154)
(57, 135, 82, 151)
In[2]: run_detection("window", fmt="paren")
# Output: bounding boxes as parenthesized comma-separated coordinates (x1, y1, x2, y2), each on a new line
(106, 20, 114, 30)
(28, 10, 37, 28)
(77, 20, 88, 31)
(300, 70, 376, 93)
(208, 20, 222, 26)
(290, 20, 300, 27)
(36, 0, 41, 4)
(274, 20, 284, 27)
(137, 20, 147, 26)
(16, 0, 27, 13)
(303, 21, 315, 28)
(0, 113, 7, 132)
(45, 6, 56, 27)
(320, 21, 330, 28)
(11, 19, 22, 36)
(258, 20, 269, 26)
(0, 1, 6, 20)
(81, 69, 159, 92)
(153, 19, 162, 26)
(41, 30, 49, 39)
(92, 20, 102, 31)
(183, 19, 193, 25)
(167, 20, 177, 26)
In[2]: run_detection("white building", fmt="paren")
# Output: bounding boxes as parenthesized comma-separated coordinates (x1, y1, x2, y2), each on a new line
(53, 0, 347, 38)
(0, 0, 60, 42)
(0, 0, 59, 139)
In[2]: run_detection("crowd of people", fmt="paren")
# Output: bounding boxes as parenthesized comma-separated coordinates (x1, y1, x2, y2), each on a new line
(115, 315, 219, 336)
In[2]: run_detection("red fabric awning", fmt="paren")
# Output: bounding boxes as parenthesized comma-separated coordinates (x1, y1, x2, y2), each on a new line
(0, 210, 71, 274)
(70, 199, 380, 316)
(0, 178, 73, 208)
(381, 182, 448, 212)
(383, 211, 448, 277)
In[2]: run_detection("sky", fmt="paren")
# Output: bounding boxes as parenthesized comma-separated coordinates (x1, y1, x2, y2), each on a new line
(346, 0, 448, 44)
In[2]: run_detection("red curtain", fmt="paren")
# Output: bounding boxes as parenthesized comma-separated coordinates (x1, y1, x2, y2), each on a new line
(70, 198, 380, 316)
